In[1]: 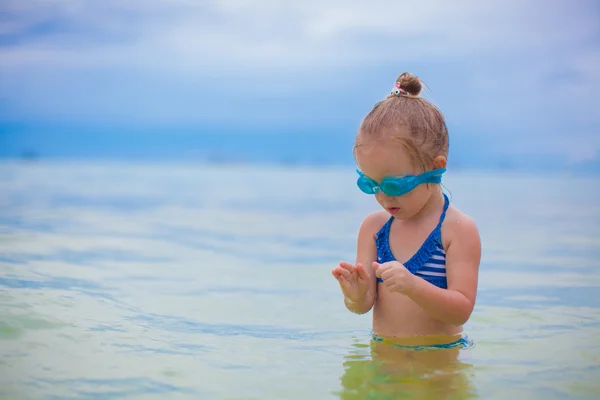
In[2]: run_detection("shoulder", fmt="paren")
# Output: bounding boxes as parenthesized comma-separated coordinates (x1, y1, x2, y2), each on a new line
(441, 205, 481, 253)
(358, 210, 391, 240)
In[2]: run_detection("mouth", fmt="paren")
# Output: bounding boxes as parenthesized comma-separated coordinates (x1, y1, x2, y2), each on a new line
(387, 207, 400, 215)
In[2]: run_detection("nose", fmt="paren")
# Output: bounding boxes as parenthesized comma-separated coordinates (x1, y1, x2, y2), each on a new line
(375, 191, 392, 203)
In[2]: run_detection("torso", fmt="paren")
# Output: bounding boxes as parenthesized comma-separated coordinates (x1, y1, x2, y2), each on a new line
(371, 194, 464, 338)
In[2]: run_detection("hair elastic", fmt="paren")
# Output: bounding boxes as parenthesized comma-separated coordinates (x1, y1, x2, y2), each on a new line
(373, 78, 411, 108)
(390, 81, 408, 96)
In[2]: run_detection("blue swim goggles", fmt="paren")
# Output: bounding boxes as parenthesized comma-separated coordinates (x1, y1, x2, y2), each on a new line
(356, 168, 446, 197)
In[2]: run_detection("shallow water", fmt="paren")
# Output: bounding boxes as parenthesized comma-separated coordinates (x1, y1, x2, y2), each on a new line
(0, 161, 599, 399)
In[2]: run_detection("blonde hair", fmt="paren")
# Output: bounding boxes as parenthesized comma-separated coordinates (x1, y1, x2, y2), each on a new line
(354, 72, 449, 172)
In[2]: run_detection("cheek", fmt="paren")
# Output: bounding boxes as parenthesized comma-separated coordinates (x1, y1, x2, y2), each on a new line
(375, 185, 431, 206)
(402, 185, 430, 206)
(374, 192, 388, 204)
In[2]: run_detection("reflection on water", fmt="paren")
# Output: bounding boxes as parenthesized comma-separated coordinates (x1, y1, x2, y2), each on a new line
(337, 338, 476, 400)
(0, 161, 599, 399)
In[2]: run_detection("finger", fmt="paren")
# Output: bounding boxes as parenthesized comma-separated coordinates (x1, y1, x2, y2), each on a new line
(335, 266, 352, 279)
(373, 262, 392, 278)
(378, 261, 396, 269)
(381, 268, 397, 281)
(336, 274, 349, 286)
(356, 263, 371, 280)
(377, 262, 396, 274)
(374, 261, 394, 270)
(372, 262, 382, 278)
(339, 261, 356, 272)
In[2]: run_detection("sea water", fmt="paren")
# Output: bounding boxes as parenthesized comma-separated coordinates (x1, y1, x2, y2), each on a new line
(0, 161, 599, 399)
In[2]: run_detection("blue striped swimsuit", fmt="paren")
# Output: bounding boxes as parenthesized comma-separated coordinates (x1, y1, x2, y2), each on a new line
(375, 194, 449, 289)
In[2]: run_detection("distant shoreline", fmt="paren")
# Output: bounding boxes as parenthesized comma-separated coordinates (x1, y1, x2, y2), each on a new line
(0, 157, 598, 176)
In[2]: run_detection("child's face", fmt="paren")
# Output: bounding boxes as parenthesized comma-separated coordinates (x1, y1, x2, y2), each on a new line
(355, 141, 437, 220)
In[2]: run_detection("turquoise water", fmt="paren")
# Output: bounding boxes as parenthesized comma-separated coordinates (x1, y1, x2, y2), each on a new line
(0, 161, 599, 399)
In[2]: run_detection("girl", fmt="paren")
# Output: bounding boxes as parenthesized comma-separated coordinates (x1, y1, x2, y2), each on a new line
(332, 72, 481, 347)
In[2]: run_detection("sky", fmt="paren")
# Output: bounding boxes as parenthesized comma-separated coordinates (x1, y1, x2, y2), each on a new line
(0, 0, 599, 168)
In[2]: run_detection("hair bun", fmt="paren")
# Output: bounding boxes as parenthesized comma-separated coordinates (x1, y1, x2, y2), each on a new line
(395, 72, 422, 96)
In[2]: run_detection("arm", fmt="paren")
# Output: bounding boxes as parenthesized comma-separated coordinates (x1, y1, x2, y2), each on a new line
(341, 212, 385, 314)
(405, 215, 481, 325)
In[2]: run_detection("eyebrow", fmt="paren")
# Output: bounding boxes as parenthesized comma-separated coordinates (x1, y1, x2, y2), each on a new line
(358, 169, 410, 181)
(382, 172, 411, 179)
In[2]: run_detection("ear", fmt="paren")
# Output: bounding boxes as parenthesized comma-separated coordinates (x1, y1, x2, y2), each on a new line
(433, 156, 447, 170)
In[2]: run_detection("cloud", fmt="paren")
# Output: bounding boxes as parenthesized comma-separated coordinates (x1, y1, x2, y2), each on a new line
(0, 0, 599, 161)
(1, 0, 597, 70)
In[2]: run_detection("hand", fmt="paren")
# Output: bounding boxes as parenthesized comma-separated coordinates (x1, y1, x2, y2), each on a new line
(332, 261, 371, 303)
(372, 261, 417, 294)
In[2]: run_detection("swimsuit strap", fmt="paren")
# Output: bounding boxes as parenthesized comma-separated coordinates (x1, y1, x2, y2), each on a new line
(375, 216, 394, 256)
(438, 193, 450, 227)
(402, 193, 450, 275)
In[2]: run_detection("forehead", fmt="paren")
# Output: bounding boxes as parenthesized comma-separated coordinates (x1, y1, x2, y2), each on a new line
(355, 142, 415, 179)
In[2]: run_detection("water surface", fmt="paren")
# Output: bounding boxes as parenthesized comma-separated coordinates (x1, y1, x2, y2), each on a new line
(1, 161, 599, 399)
